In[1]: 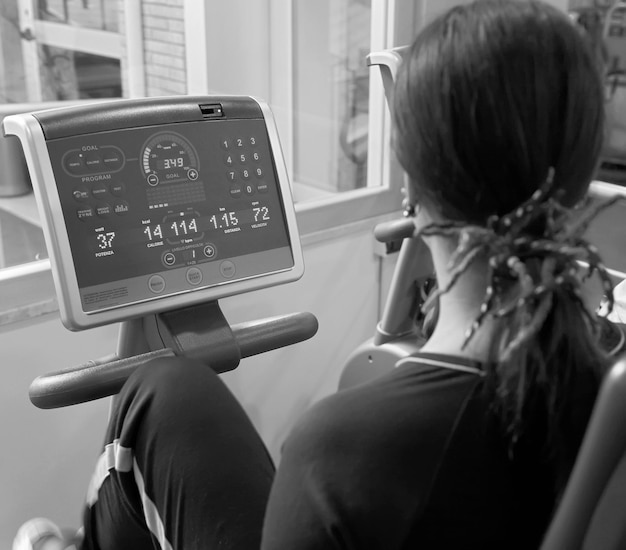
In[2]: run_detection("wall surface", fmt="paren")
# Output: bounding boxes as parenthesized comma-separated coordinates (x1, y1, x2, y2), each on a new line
(0, 318, 116, 547)
(142, 0, 187, 96)
(0, 225, 388, 548)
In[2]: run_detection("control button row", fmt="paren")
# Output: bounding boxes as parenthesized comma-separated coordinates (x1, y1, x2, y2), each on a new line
(229, 182, 269, 198)
(220, 136, 258, 150)
(148, 275, 166, 293)
(187, 267, 203, 286)
(147, 168, 198, 187)
(162, 244, 216, 268)
(76, 200, 129, 221)
(73, 182, 126, 202)
(64, 147, 124, 176)
(226, 167, 265, 182)
(147, 261, 236, 294)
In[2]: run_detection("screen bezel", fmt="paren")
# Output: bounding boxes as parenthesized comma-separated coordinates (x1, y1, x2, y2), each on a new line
(5, 97, 304, 330)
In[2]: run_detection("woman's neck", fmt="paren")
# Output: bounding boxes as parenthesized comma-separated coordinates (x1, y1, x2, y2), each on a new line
(418, 236, 501, 363)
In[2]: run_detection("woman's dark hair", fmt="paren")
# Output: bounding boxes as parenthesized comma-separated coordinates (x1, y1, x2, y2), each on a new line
(393, 0, 611, 494)
(394, 0, 605, 219)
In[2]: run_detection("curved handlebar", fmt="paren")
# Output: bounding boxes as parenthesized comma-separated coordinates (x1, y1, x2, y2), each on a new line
(29, 312, 319, 409)
(29, 349, 176, 409)
(374, 218, 415, 243)
(232, 312, 319, 357)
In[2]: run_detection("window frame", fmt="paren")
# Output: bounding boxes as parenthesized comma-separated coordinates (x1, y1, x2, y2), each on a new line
(184, 0, 406, 236)
(16, 0, 145, 101)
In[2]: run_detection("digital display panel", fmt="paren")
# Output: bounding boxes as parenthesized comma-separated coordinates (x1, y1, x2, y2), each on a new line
(45, 118, 295, 313)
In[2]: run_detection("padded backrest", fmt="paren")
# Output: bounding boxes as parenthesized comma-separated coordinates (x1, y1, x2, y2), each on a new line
(366, 46, 408, 106)
(540, 355, 626, 550)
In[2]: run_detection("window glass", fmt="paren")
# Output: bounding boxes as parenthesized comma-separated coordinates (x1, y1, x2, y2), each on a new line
(292, 0, 373, 198)
(568, 0, 626, 184)
(0, 1, 26, 102)
(0, 0, 122, 102)
(39, 0, 119, 32)
(38, 49, 121, 100)
(0, 0, 125, 272)
(0, 0, 396, 271)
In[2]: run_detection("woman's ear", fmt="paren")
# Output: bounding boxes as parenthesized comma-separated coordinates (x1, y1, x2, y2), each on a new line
(411, 198, 442, 236)
(404, 177, 445, 236)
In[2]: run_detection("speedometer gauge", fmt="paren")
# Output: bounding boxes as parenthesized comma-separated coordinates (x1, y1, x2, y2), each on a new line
(141, 132, 199, 186)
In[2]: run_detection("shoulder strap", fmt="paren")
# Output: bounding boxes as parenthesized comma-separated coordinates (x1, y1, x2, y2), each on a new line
(396, 354, 485, 377)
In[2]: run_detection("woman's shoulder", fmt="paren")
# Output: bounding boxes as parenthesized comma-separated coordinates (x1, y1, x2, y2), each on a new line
(285, 353, 486, 464)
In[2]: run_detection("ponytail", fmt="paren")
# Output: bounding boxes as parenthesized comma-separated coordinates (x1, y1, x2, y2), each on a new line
(393, 0, 615, 493)
(415, 183, 621, 494)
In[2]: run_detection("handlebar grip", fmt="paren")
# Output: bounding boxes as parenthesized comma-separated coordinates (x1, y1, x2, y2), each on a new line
(29, 348, 176, 409)
(232, 312, 319, 357)
(374, 218, 415, 243)
(28, 312, 318, 409)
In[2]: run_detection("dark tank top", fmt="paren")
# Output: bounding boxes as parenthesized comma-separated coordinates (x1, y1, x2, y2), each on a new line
(262, 352, 555, 549)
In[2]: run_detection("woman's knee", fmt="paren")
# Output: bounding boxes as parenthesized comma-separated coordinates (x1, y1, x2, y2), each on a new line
(119, 357, 229, 418)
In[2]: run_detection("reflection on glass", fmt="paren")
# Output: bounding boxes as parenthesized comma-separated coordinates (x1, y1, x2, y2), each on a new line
(569, 0, 626, 184)
(38, 48, 121, 100)
(0, 1, 27, 102)
(0, 0, 122, 102)
(293, 0, 372, 196)
(38, 0, 118, 32)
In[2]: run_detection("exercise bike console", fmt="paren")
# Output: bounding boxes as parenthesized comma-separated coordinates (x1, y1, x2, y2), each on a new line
(4, 96, 303, 330)
(3, 96, 316, 409)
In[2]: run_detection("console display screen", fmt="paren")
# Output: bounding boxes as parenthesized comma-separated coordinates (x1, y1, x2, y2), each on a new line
(45, 118, 294, 313)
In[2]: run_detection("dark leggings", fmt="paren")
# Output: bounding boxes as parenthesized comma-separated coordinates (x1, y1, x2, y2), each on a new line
(80, 357, 275, 550)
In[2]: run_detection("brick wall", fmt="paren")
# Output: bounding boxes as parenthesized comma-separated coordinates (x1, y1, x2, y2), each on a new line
(143, 0, 187, 96)
(119, 0, 188, 98)
(118, 0, 130, 97)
